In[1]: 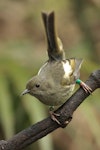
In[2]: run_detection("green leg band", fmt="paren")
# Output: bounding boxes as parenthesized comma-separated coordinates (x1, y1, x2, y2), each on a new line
(76, 79, 81, 85)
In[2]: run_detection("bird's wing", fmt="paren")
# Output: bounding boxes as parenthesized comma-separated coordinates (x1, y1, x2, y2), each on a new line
(70, 58, 83, 80)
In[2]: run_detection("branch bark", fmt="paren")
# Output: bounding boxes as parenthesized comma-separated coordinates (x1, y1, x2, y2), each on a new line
(0, 70, 100, 150)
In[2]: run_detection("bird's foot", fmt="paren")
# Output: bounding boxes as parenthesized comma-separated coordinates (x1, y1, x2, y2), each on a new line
(76, 79, 92, 94)
(80, 81, 92, 94)
(49, 110, 61, 125)
(49, 106, 71, 127)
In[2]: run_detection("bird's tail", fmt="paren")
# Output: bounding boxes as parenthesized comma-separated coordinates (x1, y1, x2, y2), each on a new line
(42, 11, 65, 61)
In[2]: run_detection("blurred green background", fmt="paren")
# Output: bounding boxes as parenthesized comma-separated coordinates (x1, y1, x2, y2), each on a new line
(0, 0, 100, 150)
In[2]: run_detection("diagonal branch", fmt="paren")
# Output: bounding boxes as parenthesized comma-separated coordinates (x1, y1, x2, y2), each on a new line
(0, 70, 100, 150)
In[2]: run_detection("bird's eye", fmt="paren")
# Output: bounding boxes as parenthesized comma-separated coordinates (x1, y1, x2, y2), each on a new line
(35, 84, 40, 88)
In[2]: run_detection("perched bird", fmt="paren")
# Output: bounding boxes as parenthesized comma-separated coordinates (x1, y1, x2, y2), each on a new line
(21, 12, 92, 124)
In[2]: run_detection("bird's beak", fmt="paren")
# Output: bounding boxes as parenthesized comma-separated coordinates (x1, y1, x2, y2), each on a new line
(21, 89, 30, 96)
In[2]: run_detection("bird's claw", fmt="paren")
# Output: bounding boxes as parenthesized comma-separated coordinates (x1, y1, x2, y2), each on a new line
(49, 111, 71, 128)
(49, 111, 61, 125)
(80, 81, 92, 94)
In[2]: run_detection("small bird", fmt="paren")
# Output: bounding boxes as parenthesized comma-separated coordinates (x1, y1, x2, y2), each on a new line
(21, 12, 92, 124)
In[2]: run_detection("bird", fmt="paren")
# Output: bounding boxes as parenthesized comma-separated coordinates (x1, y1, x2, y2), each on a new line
(21, 11, 92, 124)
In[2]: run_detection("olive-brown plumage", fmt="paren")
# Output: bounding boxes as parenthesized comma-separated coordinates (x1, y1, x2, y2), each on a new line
(22, 12, 92, 124)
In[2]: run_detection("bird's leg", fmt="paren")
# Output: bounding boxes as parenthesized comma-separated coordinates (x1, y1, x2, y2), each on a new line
(49, 106, 72, 127)
(49, 106, 61, 125)
(76, 79, 92, 94)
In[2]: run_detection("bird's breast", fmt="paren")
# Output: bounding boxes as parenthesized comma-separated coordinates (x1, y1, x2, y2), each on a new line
(35, 83, 75, 106)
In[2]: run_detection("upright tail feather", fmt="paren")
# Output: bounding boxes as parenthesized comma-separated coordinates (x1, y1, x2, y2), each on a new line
(42, 11, 65, 61)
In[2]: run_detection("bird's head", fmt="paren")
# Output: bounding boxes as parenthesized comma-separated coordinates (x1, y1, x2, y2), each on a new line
(21, 75, 53, 100)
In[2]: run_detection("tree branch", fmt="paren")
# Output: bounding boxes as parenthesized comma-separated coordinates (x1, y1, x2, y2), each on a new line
(0, 70, 100, 150)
